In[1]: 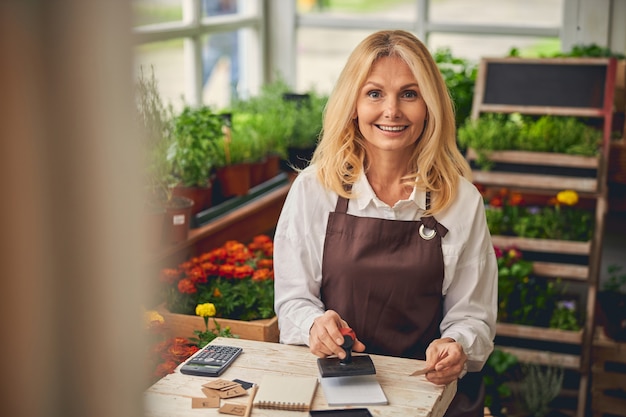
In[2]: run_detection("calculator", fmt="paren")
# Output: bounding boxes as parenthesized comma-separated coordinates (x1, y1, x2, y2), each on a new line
(180, 345, 243, 377)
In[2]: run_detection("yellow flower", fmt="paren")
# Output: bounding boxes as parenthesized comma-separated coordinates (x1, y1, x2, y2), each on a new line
(144, 310, 164, 328)
(556, 190, 578, 206)
(195, 303, 216, 318)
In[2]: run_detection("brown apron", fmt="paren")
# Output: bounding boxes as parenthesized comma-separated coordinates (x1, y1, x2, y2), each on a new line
(321, 194, 485, 417)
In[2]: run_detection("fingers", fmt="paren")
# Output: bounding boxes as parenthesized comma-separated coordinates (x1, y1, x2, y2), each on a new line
(424, 338, 467, 385)
(309, 310, 365, 358)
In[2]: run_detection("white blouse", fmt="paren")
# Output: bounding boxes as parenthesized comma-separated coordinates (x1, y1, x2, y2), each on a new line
(273, 165, 497, 372)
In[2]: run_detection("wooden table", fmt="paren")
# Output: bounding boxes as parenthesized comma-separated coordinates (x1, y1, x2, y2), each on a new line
(144, 338, 457, 417)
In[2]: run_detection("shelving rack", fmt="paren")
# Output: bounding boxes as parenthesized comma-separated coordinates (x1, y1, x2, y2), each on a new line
(467, 57, 618, 417)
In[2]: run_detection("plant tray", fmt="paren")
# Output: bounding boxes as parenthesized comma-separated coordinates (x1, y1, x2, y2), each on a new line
(466, 148, 602, 194)
(157, 303, 279, 343)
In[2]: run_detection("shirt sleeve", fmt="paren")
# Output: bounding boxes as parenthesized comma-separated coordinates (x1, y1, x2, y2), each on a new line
(273, 169, 330, 346)
(439, 179, 498, 372)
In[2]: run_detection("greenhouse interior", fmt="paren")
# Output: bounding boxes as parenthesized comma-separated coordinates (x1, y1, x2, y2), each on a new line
(2, 1, 625, 417)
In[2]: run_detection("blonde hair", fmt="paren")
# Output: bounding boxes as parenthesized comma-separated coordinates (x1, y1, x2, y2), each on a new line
(311, 30, 471, 214)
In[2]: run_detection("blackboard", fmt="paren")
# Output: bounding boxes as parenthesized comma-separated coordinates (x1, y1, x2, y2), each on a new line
(472, 57, 617, 117)
(483, 61, 607, 108)
(471, 57, 617, 152)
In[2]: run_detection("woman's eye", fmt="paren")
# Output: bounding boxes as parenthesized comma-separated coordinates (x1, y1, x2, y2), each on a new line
(402, 90, 418, 99)
(367, 91, 381, 99)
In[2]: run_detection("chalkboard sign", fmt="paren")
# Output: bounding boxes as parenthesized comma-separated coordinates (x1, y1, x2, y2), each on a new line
(483, 62, 607, 108)
(471, 57, 617, 151)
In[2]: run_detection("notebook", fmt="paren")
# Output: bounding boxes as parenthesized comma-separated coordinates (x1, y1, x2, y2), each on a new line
(319, 375, 388, 406)
(253, 374, 319, 411)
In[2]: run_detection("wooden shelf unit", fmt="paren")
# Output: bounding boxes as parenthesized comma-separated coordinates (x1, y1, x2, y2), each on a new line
(468, 57, 618, 417)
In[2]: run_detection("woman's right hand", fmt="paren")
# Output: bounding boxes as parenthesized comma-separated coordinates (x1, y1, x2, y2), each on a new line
(309, 310, 366, 359)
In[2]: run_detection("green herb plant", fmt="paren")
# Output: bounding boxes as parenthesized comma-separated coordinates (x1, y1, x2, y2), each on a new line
(170, 105, 223, 187)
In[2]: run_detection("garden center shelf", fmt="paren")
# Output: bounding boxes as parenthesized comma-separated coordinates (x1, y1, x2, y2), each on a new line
(467, 56, 618, 417)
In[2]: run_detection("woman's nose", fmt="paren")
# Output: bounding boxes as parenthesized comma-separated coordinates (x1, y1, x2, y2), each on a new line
(384, 97, 400, 118)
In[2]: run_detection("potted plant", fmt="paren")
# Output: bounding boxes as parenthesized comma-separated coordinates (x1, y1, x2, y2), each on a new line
(282, 88, 326, 171)
(597, 264, 626, 341)
(135, 66, 194, 247)
(156, 235, 278, 342)
(170, 105, 223, 215)
(230, 77, 294, 177)
(210, 112, 255, 198)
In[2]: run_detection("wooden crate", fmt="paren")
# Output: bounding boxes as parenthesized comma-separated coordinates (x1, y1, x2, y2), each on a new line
(157, 303, 280, 343)
(591, 328, 626, 417)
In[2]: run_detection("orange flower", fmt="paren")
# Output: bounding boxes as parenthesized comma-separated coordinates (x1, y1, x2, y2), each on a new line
(160, 268, 180, 284)
(177, 278, 197, 294)
(187, 266, 207, 285)
(257, 259, 273, 269)
(233, 265, 254, 279)
(509, 192, 524, 206)
(252, 268, 273, 282)
(489, 196, 503, 207)
(218, 264, 236, 279)
(213, 287, 222, 298)
(200, 262, 219, 275)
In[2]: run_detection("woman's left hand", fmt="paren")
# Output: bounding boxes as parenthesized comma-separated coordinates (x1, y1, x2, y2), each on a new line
(423, 337, 467, 385)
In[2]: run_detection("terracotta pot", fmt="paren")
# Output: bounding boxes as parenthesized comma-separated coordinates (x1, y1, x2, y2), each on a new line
(162, 196, 194, 245)
(249, 158, 267, 188)
(263, 154, 281, 181)
(172, 181, 213, 215)
(216, 163, 251, 197)
(143, 202, 166, 252)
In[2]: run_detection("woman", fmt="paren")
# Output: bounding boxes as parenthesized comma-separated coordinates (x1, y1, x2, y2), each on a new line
(273, 30, 497, 417)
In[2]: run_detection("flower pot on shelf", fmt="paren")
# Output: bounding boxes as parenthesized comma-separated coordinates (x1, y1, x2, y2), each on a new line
(172, 181, 213, 216)
(156, 303, 279, 342)
(249, 158, 267, 188)
(215, 163, 251, 197)
(162, 195, 194, 245)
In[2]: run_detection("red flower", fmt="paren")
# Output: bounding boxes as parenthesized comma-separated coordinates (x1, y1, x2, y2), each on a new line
(489, 196, 503, 207)
(200, 262, 219, 276)
(187, 266, 208, 285)
(509, 192, 524, 206)
(252, 268, 273, 281)
(494, 246, 503, 259)
(154, 360, 178, 378)
(160, 268, 180, 285)
(218, 264, 236, 279)
(177, 278, 197, 294)
(233, 265, 254, 279)
(257, 259, 273, 269)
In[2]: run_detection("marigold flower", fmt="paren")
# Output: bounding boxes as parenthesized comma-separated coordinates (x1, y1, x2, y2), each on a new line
(177, 278, 197, 294)
(213, 287, 222, 298)
(509, 192, 524, 206)
(252, 268, 273, 281)
(144, 310, 165, 330)
(160, 268, 180, 285)
(218, 264, 236, 279)
(234, 265, 254, 279)
(179, 261, 194, 274)
(155, 360, 178, 378)
(257, 259, 273, 269)
(187, 266, 208, 285)
(489, 196, 503, 207)
(556, 190, 578, 206)
(195, 302, 216, 318)
(200, 262, 219, 275)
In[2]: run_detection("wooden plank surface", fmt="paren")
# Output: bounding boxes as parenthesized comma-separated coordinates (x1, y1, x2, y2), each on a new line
(144, 338, 457, 417)
(466, 148, 599, 169)
(470, 170, 598, 193)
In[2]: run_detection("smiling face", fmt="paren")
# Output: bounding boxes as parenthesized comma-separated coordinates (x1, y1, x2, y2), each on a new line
(355, 55, 428, 158)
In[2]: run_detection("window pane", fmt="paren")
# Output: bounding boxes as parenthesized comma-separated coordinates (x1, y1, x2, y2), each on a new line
(296, 28, 374, 95)
(132, 0, 183, 26)
(429, 33, 561, 62)
(201, 30, 240, 108)
(297, 0, 417, 20)
(429, 0, 563, 27)
(135, 40, 186, 112)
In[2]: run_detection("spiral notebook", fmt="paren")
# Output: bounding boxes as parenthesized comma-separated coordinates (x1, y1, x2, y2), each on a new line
(253, 374, 319, 411)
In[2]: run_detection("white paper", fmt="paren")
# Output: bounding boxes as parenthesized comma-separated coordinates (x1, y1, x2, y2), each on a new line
(319, 375, 388, 406)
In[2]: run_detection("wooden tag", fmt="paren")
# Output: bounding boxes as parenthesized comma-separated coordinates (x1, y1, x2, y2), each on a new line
(218, 403, 248, 416)
(218, 385, 247, 399)
(203, 379, 240, 390)
(202, 387, 221, 398)
(191, 396, 220, 408)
